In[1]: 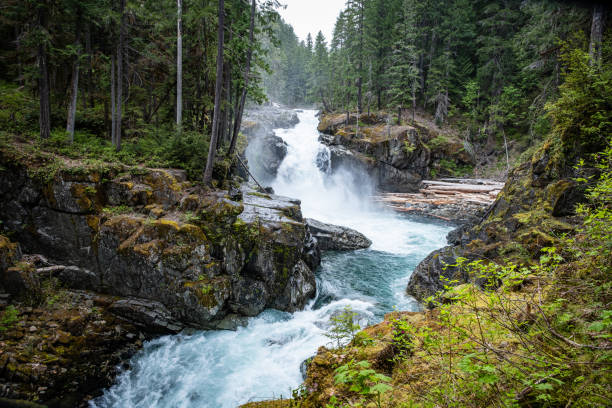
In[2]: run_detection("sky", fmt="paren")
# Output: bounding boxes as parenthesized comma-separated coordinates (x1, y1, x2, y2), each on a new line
(276, 0, 347, 44)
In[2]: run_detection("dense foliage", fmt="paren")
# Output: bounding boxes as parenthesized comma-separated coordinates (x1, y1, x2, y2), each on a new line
(290, 27, 612, 408)
(0, 0, 280, 181)
(268, 0, 603, 164)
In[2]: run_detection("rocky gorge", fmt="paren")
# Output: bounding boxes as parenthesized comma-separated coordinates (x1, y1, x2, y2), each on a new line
(0, 137, 325, 404)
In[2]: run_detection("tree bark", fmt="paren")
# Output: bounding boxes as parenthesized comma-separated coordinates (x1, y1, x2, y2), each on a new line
(111, 53, 116, 144)
(176, 0, 183, 129)
(203, 0, 225, 185)
(38, 4, 51, 140)
(66, 15, 82, 142)
(219, 25, 232, 150)
(85, 24, 93, 109)
(219, 61, 230, 149)
(115, 0, 126, 151)
(589, 5, 605, 66)
(228, 0, 256, 158)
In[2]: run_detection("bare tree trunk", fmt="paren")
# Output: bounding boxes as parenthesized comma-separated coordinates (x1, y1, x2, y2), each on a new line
(66, 16, 82, 142)
(38, 4, 51, 140)
(219, 61, 230, 150)
(502, 128, 510, 174)
(86, 24, 93, 109)
(115, 0, 126, 151)
(357, 0, 364, 114)
(218, 25, 232, 150)
(176, 0, 183, 129)
(412, 82, 416, 123)
(111, 54, 116, 144)
(228, 0, 256, 158)
(15, 26, 24, 86)
(203, 0, 225, 185)
(589, 5, 605, 66)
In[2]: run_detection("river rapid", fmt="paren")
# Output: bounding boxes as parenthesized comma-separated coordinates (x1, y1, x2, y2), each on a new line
(91, 110, 452, 408)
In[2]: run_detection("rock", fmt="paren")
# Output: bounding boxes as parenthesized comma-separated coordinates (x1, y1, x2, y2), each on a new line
(0, 236, 21, 273)
(245, 133, 288, 183)
(300, 356, 314, 380)
(0, 153, 321, 333)
(109, 298, 185, 333)
(407, 142, 584, 303)
(305, 218, 372, 251)
(318, 113, 475, 193)
(242, 104, 300, 137)
(213, 313, 248, 330)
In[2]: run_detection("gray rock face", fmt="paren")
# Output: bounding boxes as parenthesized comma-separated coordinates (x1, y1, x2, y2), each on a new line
(0, 158, 321, 333)
(242, 105, 298, 184)
(319, 130, 427, 193)
(406, 245, 467, 305)
(305, 218, 372, 251)
(246, 133, 288, 182)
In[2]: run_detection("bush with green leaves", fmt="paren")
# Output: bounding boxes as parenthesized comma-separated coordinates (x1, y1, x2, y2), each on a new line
(334, 360, 393, 408)
(0, 305, 19, 332)
(325, 306, 361, 348)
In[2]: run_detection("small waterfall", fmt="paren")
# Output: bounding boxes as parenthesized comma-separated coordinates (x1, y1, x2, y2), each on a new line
(91, 110, 452, 408)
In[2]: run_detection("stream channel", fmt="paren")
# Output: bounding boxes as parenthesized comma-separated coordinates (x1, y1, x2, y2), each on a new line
(91, 110, 452, 408)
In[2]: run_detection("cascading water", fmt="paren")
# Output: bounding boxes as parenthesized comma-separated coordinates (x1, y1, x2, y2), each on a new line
(91, 110, 452, 408)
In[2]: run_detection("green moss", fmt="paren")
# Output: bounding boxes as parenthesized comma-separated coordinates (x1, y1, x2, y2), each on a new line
(247, 191, 272, 199)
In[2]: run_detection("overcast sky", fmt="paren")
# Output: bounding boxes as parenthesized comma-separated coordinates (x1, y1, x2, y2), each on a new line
(276, 0, 346, 45)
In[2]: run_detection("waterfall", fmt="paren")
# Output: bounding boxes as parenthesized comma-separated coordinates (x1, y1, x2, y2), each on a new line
(91, 110, 451, 408)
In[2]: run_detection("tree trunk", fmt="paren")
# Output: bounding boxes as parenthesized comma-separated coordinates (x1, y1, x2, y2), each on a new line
(38, 4, 51, 140)
(589, 5, 605, 66)
(219, 25, 232, 150)
(176, 0, 183, 129)
(357, 1, 364, 114)
(203, 0, 225, 184)
(228, 0, 256, 158)
(66, 16, 82, 142)
(219, 60, 230, 150)
(412, 82, 416, 123)
(115, 0, 126, 151)
(111, 54, 116, 144)
(86, 24, 94, 109)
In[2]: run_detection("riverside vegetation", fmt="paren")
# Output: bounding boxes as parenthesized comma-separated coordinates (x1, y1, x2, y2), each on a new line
(241, 5, 612, 408)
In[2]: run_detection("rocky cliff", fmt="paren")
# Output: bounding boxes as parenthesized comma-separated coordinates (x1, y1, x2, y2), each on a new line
(0, 144, 321, 331)
(317, 113, 474, 192)
(406, 140, 583, 302)
(0, 140, 323, 403)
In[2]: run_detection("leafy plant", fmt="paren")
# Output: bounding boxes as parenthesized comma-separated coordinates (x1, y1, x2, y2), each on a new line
(325, 306, 360, 348)
(0, 305, 19, 332)
(334, 360, 393, 408)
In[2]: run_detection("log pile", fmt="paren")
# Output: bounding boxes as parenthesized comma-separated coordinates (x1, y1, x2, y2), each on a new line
(374, 179, 504, 222)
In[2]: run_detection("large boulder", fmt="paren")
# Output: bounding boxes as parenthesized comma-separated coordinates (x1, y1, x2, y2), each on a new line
(305, 218, 372, 251)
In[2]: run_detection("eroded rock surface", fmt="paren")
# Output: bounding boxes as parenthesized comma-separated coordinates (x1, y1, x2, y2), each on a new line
(407, 142, 583, 302)
(305, 219, 372, 251)
(0, 148, 320, 333)
(318, 113, 474, 193)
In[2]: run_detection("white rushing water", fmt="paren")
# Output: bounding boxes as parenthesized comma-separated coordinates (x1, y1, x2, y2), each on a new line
(92, 110, 452, 408)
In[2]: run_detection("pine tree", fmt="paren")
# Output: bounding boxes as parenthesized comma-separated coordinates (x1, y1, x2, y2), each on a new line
(389, 0, 420, 123)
